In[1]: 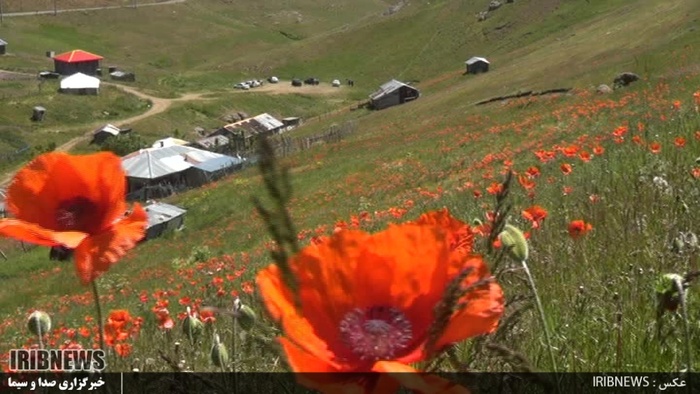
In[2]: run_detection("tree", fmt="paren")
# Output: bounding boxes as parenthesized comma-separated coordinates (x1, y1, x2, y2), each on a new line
(100, 133, 148, 156)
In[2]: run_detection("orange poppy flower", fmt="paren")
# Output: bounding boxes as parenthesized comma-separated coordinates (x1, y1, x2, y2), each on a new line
(568, 220, 593, 239)
(518, 174, 536, 191)
(674, 137, 686, 148)
(256, 210, 503, 393)
(0, 152, 147, 285)
(522, 206, 548, 229)
(560, 163, 572, 175)
(525, 166, 541, 178)
(649, 142, 661, 154)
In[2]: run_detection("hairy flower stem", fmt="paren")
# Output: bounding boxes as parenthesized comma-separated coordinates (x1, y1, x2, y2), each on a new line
(91, 280, 106, 353)
(521, 261, 558, 377)
(37, 324, 44, 350)
(673, 277, 692, 373)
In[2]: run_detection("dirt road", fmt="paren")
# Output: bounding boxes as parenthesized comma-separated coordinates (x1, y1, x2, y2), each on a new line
(0, 74, 356, 188)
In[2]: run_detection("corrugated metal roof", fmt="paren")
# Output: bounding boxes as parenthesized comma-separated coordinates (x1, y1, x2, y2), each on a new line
(122, 145, 228, 179)
(195, 135, 229, 149)
(94, 124, 121, 136)
(0, 39, 7, 45)
(222, 113, 283, 135)
(144, 202, 187, 227)
(369, 79, 411, 100)
(253, 113, 284, 131)
(152, 137, 189, 148)
(466, 56, 490, 65)
(193, 155, 244, 173)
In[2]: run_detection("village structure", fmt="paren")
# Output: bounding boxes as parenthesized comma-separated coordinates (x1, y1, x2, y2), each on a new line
(369, 79, 420, 110)
(2, 46, 482, 239)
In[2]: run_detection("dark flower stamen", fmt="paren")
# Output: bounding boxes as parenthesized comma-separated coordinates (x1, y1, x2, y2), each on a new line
(56, 197, 99, 232)
(339, 306, 413, 361)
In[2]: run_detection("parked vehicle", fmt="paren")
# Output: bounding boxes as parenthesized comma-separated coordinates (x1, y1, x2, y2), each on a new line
(291, 78, 303, 87)
(304, 77, 320, 85)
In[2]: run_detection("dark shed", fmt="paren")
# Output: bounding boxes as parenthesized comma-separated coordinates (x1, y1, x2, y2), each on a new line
(368, 79, 420, 110)
(465, 57, 490, 74)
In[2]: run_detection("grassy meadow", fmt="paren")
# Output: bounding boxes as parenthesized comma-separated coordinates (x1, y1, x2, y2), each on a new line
(0, 0, 699, 383)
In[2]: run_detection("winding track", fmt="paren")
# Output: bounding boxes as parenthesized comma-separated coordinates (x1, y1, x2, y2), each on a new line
(0, 72, 211, 187)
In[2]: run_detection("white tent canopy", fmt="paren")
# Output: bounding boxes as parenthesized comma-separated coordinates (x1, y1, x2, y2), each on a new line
(60, 72, 101, 90)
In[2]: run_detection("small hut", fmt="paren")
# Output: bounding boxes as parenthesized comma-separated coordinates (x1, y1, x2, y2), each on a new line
(0, 39, 7, 55)
(53, 50, 103, 76)
(465, 57, 490, 74)
(31, 106, 46, 122)
(144, 202, 187, 240)
(91, 124, 130, 145)
(369, 79, 420, 110)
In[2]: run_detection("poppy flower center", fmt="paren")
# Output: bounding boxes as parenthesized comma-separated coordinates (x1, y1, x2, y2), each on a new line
(338, 306, 413, 361)
(56, 197, 99, 232)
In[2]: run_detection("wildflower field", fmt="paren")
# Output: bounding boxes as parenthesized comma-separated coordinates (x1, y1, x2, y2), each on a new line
(1, 72, 698, 389)
(0, 0, 699, 392)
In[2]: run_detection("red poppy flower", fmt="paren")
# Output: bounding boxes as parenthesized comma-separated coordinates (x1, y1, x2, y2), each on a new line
(0, 152, 147, 285)
(568, 220, 593, 239)
(256, 210, 503, 393)
(518, 174, 536, 191)
(560, 163, 572, 175)
(525, 166, 541, 178)
(674, 137, 686, 148)
(522, 206, 548, 229)
(649, 142, 661, 154)
(593, 146, 605, 156)
(691, 168, 700, 179)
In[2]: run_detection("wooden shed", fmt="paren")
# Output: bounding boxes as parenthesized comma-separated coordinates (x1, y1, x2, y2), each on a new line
(465, 57, 490, 74)
(144, 202, 187, 240)
(368, 79, 420, 110)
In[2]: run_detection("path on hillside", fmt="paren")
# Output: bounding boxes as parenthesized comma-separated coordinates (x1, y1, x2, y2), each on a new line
(0, 0, 186, 17)
(0, 71, 212, 187)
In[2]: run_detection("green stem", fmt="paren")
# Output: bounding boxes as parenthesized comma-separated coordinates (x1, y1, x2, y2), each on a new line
(521, 261, 559, 376)
(91, 280, 106, 352)
(673, 277, 692, 373)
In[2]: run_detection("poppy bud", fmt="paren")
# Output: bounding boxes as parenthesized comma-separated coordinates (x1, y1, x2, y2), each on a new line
(182, 307, 204, 343)
(499, 224, 529, 261)
(236, 304, 257, 331)
(27, 311, 52, 337)
(210, 334, 229, 368)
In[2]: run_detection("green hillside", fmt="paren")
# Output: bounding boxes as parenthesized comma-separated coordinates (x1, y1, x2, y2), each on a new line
(0, 0, 699, 379)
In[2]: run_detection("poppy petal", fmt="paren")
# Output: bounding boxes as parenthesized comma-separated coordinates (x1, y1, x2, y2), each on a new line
(372, 361, 471, 394)
(436, 257, 504, 348)
(257, 266, 344, 369)
(73, 204, 147, 285)
(6, 152, 126, 234)
(280, 338, 373, 394)
(0, 219, 87, 248)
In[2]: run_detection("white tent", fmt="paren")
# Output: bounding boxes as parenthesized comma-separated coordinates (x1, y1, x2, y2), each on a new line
(60, 72, 100, 94)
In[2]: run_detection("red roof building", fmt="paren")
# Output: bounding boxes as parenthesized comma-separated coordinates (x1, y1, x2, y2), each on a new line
(53, 50, 103, 76)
